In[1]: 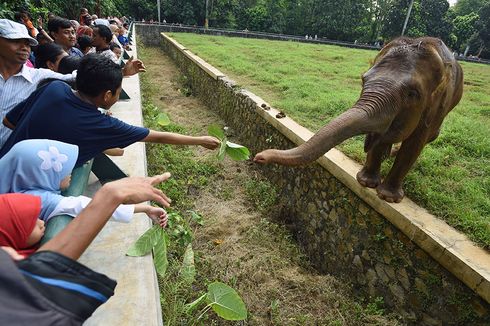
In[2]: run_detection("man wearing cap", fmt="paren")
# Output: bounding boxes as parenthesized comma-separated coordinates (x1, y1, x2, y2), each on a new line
(0, 19, 146, 149)
(0, 19, 76, 148)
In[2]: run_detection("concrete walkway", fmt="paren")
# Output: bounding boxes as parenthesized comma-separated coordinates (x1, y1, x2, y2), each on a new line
(79, 29, 163, 325)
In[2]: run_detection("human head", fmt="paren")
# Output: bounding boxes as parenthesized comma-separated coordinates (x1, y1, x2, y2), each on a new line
(77, 34, 92, 54)
(33, 42, 68, 71)
(0, 19, 38, 66)
(36, 31, 51, 45)
(76, 54, 123, 109)
(0, 193, 43, 254)
(80, 8, 88, 15)
(110, 42, 121, 59)
(70, 20, 80, 31)
(58, 55, 81, 74)
(0, 139, 79, 220)
(48, 17, 76, 50)
(82, 13, 93, 26)
(91, 24, 112, 48)
(77, 25, 93, 38)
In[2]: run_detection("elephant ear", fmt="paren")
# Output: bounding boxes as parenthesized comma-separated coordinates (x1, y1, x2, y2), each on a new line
(424, 48, 453, 127)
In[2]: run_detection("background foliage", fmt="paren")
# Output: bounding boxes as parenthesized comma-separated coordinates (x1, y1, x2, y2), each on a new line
(1, 0, 489, 57)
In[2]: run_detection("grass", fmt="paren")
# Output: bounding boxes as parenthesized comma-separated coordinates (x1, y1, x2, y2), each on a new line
(138, 44, 401, 325)
(167, 33, 490, 248)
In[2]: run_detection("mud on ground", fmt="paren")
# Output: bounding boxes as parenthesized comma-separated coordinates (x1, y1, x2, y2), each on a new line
(139, 45, 400, 326)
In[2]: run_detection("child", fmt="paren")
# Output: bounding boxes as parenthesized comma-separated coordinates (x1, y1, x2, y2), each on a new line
(0, 139, 168, 242)
(0, 193, 44, 256)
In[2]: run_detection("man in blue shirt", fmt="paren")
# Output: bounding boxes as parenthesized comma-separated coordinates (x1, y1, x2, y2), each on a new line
(48, 17, 83, 58)
(1, 54, 219, 166)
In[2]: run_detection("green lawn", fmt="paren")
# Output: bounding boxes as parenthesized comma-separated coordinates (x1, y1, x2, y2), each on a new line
(168, 33, 490, 248)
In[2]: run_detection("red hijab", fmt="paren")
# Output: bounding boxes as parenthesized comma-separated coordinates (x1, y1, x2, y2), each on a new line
(0, 194, 41, 256)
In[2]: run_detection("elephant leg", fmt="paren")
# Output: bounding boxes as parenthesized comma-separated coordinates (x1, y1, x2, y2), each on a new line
(357, 142, 392, 188)
(377, 131, 428, 203)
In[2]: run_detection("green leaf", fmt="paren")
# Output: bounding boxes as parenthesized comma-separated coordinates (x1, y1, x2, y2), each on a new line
(225, 141, 250, 161)
(189, 210, 204, 225)
(206, 282, 247, 320)
(217, 140, 227, 161)
(208, 124, 225, 141)
(126, 226, 160, 256)
(184, 293, 207, 314)
(156, 112, 171, 126)
(179, 244, 196, 284)
(153, 228, 169, 277)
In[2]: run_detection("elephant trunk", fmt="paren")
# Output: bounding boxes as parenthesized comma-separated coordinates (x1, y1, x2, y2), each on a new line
(260, 90, 399, 166)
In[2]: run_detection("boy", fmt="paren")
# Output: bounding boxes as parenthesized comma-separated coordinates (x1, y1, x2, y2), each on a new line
(0, 54, 219, 166)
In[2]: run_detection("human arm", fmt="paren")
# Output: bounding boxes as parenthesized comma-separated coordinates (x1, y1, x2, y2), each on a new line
(142, 130, 220, 150)
(38, 173, 171, 260)
(134, 204, 168, 227)
(36, 17, 54, 43)
(2, 117, 15, 130)
(103, 148, 124, 156)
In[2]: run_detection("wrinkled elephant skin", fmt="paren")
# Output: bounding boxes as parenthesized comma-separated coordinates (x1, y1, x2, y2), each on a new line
(254, 37, 463, 203)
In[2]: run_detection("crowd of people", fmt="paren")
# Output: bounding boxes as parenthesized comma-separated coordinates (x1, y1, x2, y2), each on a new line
(0, 8, 220, 325)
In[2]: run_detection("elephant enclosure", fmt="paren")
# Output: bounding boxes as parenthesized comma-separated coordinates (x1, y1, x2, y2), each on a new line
(164, 32, 490, 249)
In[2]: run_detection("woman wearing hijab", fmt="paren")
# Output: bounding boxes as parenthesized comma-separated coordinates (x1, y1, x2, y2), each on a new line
(0, 139, 168, 225)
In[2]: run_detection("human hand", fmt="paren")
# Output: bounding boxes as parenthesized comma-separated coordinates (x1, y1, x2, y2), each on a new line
(122, 56, 146, 76)
(1, 246, 25, 261)
(37, 17, 43, 29)
(199, 136, 220, 150)
(103, 173, 172, 208)
(146, 206, 168, 228)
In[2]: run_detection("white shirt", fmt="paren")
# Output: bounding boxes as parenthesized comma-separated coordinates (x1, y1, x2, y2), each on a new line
(0, 65, 76, 148)
(48, 195, 135, 223)
(98, 49, 119, 63)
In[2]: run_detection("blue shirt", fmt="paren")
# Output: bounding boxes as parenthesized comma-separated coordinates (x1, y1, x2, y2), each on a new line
(67, 47, 84, 58)
(0, 81, 149, 166)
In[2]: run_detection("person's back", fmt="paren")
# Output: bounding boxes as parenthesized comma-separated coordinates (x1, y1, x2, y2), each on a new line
(0, 79, 148, 166)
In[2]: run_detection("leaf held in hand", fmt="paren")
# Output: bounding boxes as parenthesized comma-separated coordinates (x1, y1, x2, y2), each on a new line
(156, 112, 170, 126)
(206, 282, 247, 320)
(208, 124, 225, 140)
(217, 140, 227, 161)
(126, 225, 160, 256)
(153, 228, 169, 277)
(225, 141, 250, 161)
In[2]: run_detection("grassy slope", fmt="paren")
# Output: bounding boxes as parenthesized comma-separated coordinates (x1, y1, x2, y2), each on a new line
(169, 33, 490, 248)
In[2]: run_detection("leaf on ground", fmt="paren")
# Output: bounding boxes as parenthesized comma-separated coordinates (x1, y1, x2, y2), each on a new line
(225, 141, 250, 161)
(189, 210, 204, 225)
(206, 282, 247, 321)
(184, 293, 207, 314)
(156, 112, 171, 126)
(179, 243, 196, 284)
(153, 228, 169, 277)
(126, 225, 160, 256)
(208, 124, 225, 140)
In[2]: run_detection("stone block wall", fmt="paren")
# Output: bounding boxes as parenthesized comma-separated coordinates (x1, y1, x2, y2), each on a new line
(136, 25, 490, 325)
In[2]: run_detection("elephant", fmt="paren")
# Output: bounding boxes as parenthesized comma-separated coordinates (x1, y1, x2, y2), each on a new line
(254, 36, 464, 203)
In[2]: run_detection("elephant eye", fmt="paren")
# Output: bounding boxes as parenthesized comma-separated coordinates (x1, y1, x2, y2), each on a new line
(408, 89, 419, 99)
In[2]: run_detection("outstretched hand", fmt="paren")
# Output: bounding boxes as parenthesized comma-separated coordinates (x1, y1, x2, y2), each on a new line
(122, 56, 146, 76)
(105, 173, 172, 208)
(200, 136, 220, 150)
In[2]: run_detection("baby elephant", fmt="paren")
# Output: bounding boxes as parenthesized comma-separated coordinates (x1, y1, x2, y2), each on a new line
(254, 37, 463, 203)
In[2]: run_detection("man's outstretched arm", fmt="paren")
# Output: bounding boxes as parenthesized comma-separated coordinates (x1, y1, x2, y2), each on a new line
(38, 173, 172, 260)
(142, 130, 220, 150)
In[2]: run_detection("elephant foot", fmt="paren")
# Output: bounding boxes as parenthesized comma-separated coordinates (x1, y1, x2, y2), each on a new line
(376, 183, 404, 203)
(356, 168, 381, 188)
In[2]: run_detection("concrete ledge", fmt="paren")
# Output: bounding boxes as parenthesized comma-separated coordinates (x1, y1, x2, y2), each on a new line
(161, 33, 225, 80)
(79, 27, 163, 325)
(160, 33, 490, 305)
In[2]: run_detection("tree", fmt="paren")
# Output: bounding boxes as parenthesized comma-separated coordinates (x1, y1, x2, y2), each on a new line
(453, 0, 490, 16)
(452, 12, 479, 51)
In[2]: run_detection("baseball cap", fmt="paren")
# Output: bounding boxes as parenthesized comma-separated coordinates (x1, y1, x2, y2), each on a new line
(0, 19, 38, 46)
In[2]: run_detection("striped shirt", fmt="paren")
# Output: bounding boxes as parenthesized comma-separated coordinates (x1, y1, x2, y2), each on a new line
(0, 65, 75, 148)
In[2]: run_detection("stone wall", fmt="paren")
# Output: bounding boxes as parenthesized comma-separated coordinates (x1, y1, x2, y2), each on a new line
(136, 25, 490, 325)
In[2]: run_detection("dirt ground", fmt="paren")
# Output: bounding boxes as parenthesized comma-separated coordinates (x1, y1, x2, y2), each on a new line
(139, 45, 400, 326)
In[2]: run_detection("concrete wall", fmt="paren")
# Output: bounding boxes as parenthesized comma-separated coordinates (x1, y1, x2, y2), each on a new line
(79, 28, 163, 326)
(136, 25, 490, 325)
